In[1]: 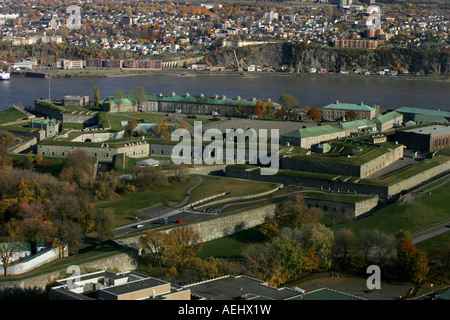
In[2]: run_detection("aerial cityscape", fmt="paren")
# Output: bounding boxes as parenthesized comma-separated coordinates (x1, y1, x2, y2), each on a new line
(0, 0, 449, 311)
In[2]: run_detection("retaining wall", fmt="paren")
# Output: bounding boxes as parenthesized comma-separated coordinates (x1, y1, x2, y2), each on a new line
(117, 203, 278, 249)
(0, 252, 138, 291)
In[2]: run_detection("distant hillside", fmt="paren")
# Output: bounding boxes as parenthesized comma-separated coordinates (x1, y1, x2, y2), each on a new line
(204, 42, 449, 76)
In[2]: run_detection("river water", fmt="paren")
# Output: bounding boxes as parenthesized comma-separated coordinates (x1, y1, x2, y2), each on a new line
(0, 73, 449, 112)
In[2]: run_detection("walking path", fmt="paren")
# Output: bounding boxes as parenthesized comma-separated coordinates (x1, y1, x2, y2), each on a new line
(176, 175, 204, 207)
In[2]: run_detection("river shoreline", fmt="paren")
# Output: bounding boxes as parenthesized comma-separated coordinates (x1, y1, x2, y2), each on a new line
(16, 68, 450, 83)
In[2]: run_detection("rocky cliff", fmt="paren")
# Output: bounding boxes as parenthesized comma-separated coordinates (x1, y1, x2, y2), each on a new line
(205, 42, 449, 76)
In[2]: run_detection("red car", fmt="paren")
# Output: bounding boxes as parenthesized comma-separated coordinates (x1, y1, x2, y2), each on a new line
(176, 219, 184, 223)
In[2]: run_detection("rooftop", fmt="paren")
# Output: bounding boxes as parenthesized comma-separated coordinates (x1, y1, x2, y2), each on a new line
(373, 111, 403, 124)
(337, 119, 375, 129)
(396, 106, 450, 118)
(403, 124, 450, 137)
(414, 114, 448, 123)
(107, 93, 280, 108)
(300, 288, 365, 300)
(185, 275, 304, 300)
(323, 102, 376, 112)
(282, 124, 343, 139)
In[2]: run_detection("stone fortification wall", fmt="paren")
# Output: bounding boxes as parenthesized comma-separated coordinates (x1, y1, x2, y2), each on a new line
(360, 145, 404, 178)
(10, 137, 38, 153)
(71, 131, 125, 143)
(37, 141, 149, 162)
(158, 101, 240, 117)
(281, 157, 361, 177)
(34, 101, 97, 124)
(306, 195, 379, 219)
(387, 160, 450, 195)
(62, 113, 97, 125)
(117, 204, 278, 249)
(0, 252, 137, 292)
(225, 167, 390, 198)
(281, 145, 404, 179)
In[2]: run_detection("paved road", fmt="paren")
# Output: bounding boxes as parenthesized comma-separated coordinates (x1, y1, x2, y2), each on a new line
(412, 221, 450, 244)
(114, 176, 207, 236)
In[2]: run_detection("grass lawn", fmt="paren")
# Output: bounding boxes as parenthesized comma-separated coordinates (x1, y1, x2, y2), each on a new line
(97, 176, 199, 227)
(361, 154, 450, 186)
(0, 242, 122, 283)
(185, 175, 279, 205)
(0, 108, 27, 124)
(416, 231, 450, 255)
(332, 178, 450, 235)
(117, 112, 168, 121)
(198, 226, 266, 259)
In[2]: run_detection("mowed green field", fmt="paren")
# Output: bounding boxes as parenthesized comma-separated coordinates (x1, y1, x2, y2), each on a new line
(185, 175, 279, 205)
(97, 176, 200, 227)
(331, 177, 450, 235)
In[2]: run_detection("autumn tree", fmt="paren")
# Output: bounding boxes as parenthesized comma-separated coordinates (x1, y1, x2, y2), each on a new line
(95, 208, 116, 242)
(14, 211, 53, 254)
(167, 164, 189, 182)
(274, 107, 286, 119)
(355, 228, 379, 267)
(307, 107, 321, 120)
(274, 194, 322, 230)
(125, 118, 138, 138)
(52, 219, 83, 257)
(153, 119, 170, 138)
(166, 226, 203, 265)
(0, 145, 12, 168)
(0, 240, 23, 276)
(89, 171, 119, 201)
(131, 165, 168, 191)
(166, 257, 220, 286)
(332, 228, 356, 270)
(261, 100, 274, 118)
(243, 236, 303, 287)
(59, 150, 93, 188)
(139, 230, 170, 269)
(131, 86, 147, 109)
(113, 87, 126, 112)
(372, 230, 397, 268)
(396, 238, 429, 286)
(253, 101, 263, 117)
(296, 223, 335, 270)
(278, 93, 300, 111)
(93, 86, 100, 108)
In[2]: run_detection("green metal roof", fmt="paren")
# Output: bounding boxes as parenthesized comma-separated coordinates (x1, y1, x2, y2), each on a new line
(373, 111, 403, 124)
(30, 118, 58, 125)
(414, 114, 448, 123)
(337, 119, 374, 129)
(323, 102, 375, 112)
(315, 143, 332, 150)
(146, 93, 279, 108)
(107, 98, 134, 104)
(106, 93, 281, 109)
(396, 107, 450, 118)
(282, 124, 343, 139)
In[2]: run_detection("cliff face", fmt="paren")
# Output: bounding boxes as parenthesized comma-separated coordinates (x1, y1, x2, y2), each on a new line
(205, 43, 449, 76)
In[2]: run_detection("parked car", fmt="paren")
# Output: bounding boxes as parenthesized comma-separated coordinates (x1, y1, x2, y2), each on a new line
(176, 219, 184, 223)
